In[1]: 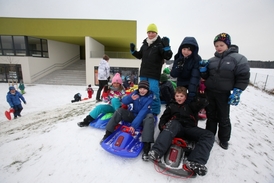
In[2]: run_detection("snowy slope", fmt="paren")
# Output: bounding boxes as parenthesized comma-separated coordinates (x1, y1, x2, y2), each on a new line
(0, 82, 274, 183)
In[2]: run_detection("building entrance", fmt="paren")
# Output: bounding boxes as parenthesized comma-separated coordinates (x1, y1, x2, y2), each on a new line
(0, 64, 22, 83)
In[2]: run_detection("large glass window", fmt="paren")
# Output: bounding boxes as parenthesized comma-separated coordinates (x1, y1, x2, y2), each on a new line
(14, 36, 26, 56)
(0, 35, 48, 57)
(1, 36, 14, 55)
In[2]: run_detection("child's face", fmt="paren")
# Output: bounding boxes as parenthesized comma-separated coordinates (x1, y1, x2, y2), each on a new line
(181, 48, 192, 57)
(214, 41, 228, 54)
(112, 82, 120, 88)
(138, 88, 148, 96)
(175, 92, 186, 104)
(10, 89, 16, 95)
(147, 31, 157, 39)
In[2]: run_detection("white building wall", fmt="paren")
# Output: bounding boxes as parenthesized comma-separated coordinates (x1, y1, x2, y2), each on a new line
(0, 40, 80, 84)
(28, 40, 80, 83)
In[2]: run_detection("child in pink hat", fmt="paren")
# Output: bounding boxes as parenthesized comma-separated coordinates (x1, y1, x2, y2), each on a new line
(77, 73, 125, 127)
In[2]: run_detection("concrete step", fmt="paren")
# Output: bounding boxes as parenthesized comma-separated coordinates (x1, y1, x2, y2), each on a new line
(33, 60, 87, 86)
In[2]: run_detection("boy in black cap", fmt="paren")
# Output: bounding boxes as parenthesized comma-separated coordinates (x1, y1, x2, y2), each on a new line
(101, 80, 155, 161)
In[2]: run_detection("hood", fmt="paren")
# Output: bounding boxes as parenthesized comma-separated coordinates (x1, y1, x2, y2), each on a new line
(174, 37, 199, 60)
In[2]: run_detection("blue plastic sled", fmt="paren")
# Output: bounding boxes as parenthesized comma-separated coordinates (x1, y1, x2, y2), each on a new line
(89, 113, 113, 129)
(101, 122, 143, 158)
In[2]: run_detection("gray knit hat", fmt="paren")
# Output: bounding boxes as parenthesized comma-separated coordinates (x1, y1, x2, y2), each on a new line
(138, 80, 149, 90)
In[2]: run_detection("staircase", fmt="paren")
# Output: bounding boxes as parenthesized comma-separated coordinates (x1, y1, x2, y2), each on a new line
(33, 60, 86, 86)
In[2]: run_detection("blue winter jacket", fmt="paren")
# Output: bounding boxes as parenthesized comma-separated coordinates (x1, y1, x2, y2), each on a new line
(6, 90, 26, 108)
(122, 90, 153, 129)
(170, 37, 201, 100)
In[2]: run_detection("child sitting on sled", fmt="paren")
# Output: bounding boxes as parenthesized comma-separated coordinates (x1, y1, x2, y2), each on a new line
(100, 80, 155, 161)
(148, 86, 214, 176)
(6, 86, 27, 119)
(77, 73, 125, 127)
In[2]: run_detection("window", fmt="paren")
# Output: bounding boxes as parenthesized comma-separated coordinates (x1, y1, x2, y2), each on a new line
(1, 36, 14, 56)
(14, 36, 26, 56)
(0, 35, 48, 58)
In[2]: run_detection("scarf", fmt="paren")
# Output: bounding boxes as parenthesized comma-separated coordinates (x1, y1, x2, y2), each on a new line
(146, 35, 158, 46)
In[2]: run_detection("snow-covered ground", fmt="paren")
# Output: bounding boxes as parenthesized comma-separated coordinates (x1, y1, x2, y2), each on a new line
(0, 75, 274, 182)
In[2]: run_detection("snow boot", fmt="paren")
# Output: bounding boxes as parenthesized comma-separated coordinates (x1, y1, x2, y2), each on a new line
(220, 141, 229, 150)
(100, 130, 112, 144)
(142, 142, 151, 161)
(148, 149, 160, 162)
(185, 161, 207, 176)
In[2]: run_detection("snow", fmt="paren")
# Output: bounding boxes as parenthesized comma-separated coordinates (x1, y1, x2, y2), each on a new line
(1, 81, 274, 183)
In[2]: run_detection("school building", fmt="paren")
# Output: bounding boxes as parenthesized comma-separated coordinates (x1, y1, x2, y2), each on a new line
(0, 17, 142, 85)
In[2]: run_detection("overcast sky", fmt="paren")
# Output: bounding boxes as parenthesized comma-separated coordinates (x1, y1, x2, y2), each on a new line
(0, 0, 273, 61)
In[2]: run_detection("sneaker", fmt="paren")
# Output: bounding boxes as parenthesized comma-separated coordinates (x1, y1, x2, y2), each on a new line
(18, 114, 21, 117)
(148, 150, 160, 162)
(185, 161, 207, 176)
(142, 153, 149, 161)
(77, 122, 88, 127)
(220, 141, 229, 150)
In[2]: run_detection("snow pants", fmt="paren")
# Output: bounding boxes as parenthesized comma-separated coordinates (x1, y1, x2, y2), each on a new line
(89, 104, 116, 119)
(13, 104, 23, 117)
(205, 90, 231, 142)
(151, 120, 214, 165)
(105, 108, 155, 143)
(140, 77, 160, 115)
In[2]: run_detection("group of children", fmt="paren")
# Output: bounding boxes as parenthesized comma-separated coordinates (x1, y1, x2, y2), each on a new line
(76, 27, 250, 177)
(6, 23, 250, 177)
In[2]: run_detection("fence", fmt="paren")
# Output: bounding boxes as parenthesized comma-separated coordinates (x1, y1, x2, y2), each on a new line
(250, 72, 274, 93)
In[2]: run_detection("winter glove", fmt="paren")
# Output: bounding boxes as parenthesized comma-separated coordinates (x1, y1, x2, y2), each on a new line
(199, 60, 209, 72)
(228, 88, 242, 106)
(162, 37, 171, 51)
(130, 43, 135, 54)
(24, 102, 27, 104)
(107, 76, 110, 82)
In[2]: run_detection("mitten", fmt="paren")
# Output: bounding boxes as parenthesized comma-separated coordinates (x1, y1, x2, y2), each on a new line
(199, 80, 206, 93)
(162, 37, 171, 51)
(130, 43, 135, 54)
(228, 88, 242, 106)
(199, 60, 209, 72)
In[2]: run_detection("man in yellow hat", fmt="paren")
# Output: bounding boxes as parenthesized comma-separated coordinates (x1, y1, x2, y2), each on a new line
(130, 23, 173, 118)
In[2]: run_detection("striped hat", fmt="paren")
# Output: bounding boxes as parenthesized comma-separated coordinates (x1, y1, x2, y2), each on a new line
(138, 80, 149, 90)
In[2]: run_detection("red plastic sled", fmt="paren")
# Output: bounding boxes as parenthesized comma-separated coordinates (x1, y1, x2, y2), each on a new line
(5, 108, 14, 120)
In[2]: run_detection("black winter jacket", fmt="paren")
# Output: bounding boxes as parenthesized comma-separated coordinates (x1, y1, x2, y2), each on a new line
(158, 97, 208, 130)
(201, 45, 250, 92)
(132, 36, 173, 80)
(170, 37, 201, 99)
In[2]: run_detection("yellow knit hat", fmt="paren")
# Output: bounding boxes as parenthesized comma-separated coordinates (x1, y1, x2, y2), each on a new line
(147, 23, 158, 33)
